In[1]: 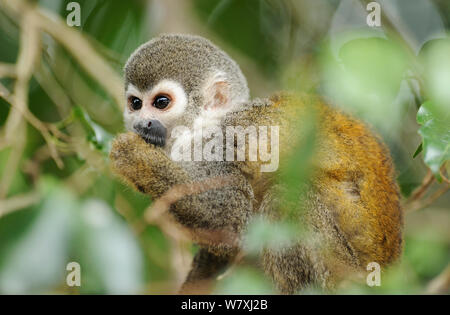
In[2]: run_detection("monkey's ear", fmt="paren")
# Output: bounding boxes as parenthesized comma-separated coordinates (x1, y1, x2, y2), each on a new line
(203, 72, 231, 110)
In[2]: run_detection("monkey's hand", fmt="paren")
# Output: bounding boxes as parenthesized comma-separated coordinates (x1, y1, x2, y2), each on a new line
(110, 132, 252, 255)
(110, 132, 189, 198)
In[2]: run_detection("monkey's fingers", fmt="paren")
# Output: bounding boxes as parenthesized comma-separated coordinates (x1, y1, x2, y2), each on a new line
(110, 132, 188, 197)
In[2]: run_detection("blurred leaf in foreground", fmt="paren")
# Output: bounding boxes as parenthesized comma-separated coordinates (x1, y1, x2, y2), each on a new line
(192, 0, 281, 76)
(278, 107, 317, 213)
(404, 229, 450, 280)
(319, 36, 409, 133)
(0, 178, 77, 294)
(420, 37, 450, 117)
(75, 199, 144, 294)
(244, 216, 299, 255)
(215, 267, 274, 295)
(72, 106, 114, 155)
(336, 261, 421, 294)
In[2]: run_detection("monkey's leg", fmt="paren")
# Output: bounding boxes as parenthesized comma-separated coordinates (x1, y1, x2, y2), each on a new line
(179, 248, 236, 294)
(261, 231, 354, 294)
(258, 187, 360, 294)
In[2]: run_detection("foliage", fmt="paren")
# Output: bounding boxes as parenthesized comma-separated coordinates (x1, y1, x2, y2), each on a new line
(0, 0, 448, 294)
(417, 101, 450, 179)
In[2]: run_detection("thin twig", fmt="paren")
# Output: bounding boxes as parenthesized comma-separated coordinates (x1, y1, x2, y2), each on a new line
(0, 62, 65, 169)
(114, 193, 147, 235)
(0, 9, 40, 198)
(144, 176, 241, 247)
(1, 97, 65, 169)
(143, 176, 241, 292)
(0, 81, 13, 103)
(439, 163, 450, 184)
(426, 264, 450, 294)
(407, 184, 450, 212)
(406, 169, 434, 204)
(0, 191, 41, 218)
(1, 0, 124, 110)
(145, 176, 234, 224)
(34, 7, 124, 109)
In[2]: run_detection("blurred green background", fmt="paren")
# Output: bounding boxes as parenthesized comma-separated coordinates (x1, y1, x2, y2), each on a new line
(0, 0, 448, 294)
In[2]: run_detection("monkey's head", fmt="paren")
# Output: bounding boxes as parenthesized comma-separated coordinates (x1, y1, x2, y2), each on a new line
(123, 34, 250, 147)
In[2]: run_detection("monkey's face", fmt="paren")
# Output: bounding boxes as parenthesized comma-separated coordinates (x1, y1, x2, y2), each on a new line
(124, 80, 188, 147)
(123, 34, 251, 148)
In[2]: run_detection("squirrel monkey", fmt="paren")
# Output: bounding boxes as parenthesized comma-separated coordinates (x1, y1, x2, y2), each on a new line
(110, 34, 403, 294)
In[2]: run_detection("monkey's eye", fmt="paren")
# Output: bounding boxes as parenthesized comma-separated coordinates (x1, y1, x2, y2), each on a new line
(153, 94, 171, 110)
(129, 96, 142, 111)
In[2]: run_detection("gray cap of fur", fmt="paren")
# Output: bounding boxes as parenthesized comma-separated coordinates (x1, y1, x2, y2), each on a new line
(124, 34, 250, 104)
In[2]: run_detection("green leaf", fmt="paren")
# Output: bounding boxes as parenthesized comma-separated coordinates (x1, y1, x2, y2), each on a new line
(319, 36, 409, 133)
(416, 101, 450, 179)
(413, 143, 423, 158)
(215, 267, 274, 294)
(244, 216, 299, 254)
(72, 106, 113, 154)
(404, 229, 449, 280)
(420, 38, 450, 118)
(75, 199, 144, 294)
(277, 107, 317, 220)
(0, 178, 77, 294)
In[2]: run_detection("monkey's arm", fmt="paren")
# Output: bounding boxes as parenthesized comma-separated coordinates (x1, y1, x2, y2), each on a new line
(110, 132, 253, 247)
(110, 132, 188, 197)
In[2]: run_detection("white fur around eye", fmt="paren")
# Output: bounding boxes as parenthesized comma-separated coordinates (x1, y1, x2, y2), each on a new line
(123, 81, 187, 132)
(124, 83, 143, 132)
(150, 80, 187, 120)
(125, 84, 142, 102)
